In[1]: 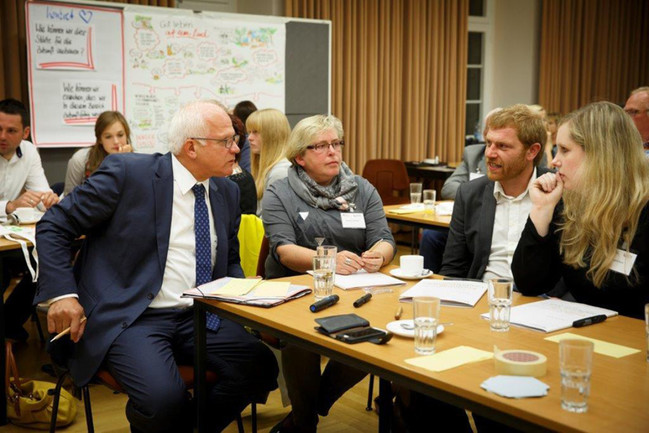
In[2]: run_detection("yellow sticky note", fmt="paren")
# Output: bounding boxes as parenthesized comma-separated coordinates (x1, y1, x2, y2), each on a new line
(544, 333, 641, 358)
(388, 208, 419, 215)
(253, 281, 291, 297)
(405, 346, 493, 372)
(210, 278, 261, 296)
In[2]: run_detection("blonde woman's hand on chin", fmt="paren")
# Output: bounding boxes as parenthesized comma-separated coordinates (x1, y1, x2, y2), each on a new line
(336, 251, 363, 275)
(529, 172, 563, 236)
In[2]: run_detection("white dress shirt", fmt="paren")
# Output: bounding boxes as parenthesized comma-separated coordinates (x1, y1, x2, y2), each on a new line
(150, 154, 217, 308)
(482, 168, 537, 282)
(0, 140, 51, 220)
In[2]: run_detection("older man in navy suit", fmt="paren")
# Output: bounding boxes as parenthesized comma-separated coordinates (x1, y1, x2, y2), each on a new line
(35, 101, 278, 432)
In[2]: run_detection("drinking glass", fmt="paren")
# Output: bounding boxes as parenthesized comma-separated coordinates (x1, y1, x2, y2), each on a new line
(410, 183, 423, 204)
(413, 296, 440, 355)
(488, 278, 513, 332)
(312, 255, 336, 299)
(423, 189, 436, 215)
(559, 339, 594, 413)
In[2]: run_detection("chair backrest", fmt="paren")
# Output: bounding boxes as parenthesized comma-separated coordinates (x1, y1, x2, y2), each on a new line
(237, 214, 265, 277)
(256, 236, 270, 279)
(361, 159, 410, 205)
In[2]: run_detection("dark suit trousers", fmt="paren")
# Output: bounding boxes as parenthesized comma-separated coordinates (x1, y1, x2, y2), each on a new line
(104, 308, 278, 433)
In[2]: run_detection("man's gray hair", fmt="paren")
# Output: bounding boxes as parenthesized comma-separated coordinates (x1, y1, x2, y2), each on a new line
(168, 100, 226, 155)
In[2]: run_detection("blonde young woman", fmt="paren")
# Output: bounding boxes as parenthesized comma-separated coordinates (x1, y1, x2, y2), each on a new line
(512, 101, 649, 319)
(64, 111, 133, 194)
(246, 108, 291, 216)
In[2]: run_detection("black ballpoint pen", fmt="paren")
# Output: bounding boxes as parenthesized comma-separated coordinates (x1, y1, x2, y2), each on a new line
(353, 293, 372, 308)
(572, 314, 607, 328)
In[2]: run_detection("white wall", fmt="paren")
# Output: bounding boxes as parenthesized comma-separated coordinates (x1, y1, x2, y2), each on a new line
(176, 0, 285, 15)
(489, 0, 540, 109)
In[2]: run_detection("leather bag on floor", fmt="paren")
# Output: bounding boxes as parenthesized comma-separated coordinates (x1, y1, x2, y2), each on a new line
(5, 341, 77, 429)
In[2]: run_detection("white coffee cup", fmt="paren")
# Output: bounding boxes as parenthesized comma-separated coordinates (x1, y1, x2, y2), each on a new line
(12, 207, 35, 223)
(400, 255, 424, 276)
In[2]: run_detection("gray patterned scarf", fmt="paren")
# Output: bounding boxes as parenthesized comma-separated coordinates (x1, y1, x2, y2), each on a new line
(288, 162, 358, 211)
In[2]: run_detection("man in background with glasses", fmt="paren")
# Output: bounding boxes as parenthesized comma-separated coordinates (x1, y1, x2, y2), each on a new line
(624, 86, 649, 156)
(36, 100, 278, 432)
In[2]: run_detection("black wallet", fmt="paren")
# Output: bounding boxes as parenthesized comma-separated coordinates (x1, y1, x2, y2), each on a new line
(314, 314, 370, 335)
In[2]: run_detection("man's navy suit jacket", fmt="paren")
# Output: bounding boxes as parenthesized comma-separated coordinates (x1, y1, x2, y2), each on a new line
(35, 152, 244, 385)
(439, 167, 549, 280)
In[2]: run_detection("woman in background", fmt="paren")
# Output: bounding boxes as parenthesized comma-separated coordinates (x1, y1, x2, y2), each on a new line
(246, 108, 292, 216)
(513, 101, 649, 319)
(228, 114, 257, 215)
(64, 111, 133, 194)
(233, 100, 257, 172)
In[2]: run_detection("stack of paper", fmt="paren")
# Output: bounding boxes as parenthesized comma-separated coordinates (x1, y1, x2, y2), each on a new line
(481, 376, 549, 399)
(332, 270, 406, 290)
(399, 279, 487, 307)
(182, 277, 311, 307)
(480, 299, 618, 333)
(387, 203, 425, 214)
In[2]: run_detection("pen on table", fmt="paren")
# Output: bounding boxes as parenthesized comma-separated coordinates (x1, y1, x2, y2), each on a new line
(50, 316, 87, 342)
(572, 314, 607, 328)
(394, 305, 403, 320)
(353, 293, 372, 308)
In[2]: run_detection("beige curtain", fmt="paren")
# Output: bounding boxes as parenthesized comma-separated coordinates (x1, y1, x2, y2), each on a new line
(539, 0, 649, 115)
(0, 0, 175, 102)
(286, 0, 468, 174)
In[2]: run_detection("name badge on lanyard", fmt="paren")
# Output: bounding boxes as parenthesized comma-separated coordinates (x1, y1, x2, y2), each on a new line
(341, 212, 366, 229)
(609, 248, 637, 276)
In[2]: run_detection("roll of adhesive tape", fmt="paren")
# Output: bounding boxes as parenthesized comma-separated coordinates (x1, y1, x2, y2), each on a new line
(494, 350, 547, 377)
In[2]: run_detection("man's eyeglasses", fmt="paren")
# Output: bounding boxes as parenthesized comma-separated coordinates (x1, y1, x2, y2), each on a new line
(191, 135, 240, 149)
(305, 140, 345, 154)
(624, 109, 649, 117)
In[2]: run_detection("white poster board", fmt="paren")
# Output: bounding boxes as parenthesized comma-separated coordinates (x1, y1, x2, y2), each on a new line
(26, 1, 125, 147)
(124, 8, 286, 153)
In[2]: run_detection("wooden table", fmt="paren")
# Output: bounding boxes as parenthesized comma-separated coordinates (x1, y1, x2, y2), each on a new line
(384, 203, 452, 253)
(0, 231, 34, 425)
(193, 270, 649, 433)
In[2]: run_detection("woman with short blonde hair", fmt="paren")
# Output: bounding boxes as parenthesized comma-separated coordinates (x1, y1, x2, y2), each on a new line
(513, 101, 649, 319)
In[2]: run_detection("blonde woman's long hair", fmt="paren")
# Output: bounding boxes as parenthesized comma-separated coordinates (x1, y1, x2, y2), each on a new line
(247, 109, 291, 200)
(558, 101, 649, 287)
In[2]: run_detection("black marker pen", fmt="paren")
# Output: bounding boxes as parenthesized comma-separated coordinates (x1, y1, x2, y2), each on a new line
(353, 293, 372, 308)
(310, 295, 340, 313)
(572, 314, 607, 328)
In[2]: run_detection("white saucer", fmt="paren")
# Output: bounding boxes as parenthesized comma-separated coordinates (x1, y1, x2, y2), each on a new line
(386, 320, 444, 338)
(389, 268, 433, 280)
(11, 212, 44, 225)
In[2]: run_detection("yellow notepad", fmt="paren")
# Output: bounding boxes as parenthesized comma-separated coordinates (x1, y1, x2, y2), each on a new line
(544, 333, 641, 358)
(252, 281, 291, 297)
(210, 278, 261, 296)
(405, 346, 493, 372)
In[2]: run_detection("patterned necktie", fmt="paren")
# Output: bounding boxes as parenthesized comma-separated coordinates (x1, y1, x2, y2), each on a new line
(192, 183, 220, 331)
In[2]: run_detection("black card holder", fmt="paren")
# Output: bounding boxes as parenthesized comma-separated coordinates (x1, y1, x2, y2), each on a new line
(314, 313, 370, 335)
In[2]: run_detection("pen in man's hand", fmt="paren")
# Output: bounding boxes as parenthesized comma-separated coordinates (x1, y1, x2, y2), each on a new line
(368, 239, 384, 253)
(50, 316, 87, 342)
(572, 314, 607, 328)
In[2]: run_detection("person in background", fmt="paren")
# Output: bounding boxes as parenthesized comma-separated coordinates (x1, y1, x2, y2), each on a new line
(513, 101, 649, 319)
(546, 111, 561, 157)
(233, 100, 257, 172)
(64, 111, 133, 195)
(247, 108, 292, 216)
(623, 86, 649, 156)
(36, 100, 278, 432)
(263, 114, 395, 432)
(0, 98, 58, 341)
(228, 114, 257, 214)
